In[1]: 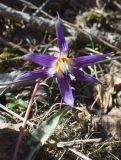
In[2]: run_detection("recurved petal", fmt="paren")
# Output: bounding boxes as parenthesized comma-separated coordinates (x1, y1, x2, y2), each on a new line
(23, 53, 57, 67)
(73, 68, 101, 84)
(73, 53, 111, 67)
(15, 69, 49, 81)
(56, 13, 68, 53)
(57, 76, 74, 106)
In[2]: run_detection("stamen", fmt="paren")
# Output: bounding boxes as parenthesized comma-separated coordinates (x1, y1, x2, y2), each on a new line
(48, 55, 73, 76)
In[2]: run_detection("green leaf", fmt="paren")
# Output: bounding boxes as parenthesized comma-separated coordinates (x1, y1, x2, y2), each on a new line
(17, 99, 27, 108)
(5, 93, 15, 101)
(18, 107, 71, 160)
(6, 102, 17, 109)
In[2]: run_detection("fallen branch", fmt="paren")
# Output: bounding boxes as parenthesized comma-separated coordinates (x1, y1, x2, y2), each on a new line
(0, 3, 73, 35)
(0, 3, 120, 52)
(0, 3, 86, 45)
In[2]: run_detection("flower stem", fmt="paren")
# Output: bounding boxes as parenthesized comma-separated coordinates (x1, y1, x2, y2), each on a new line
(12, 79, 41, 160)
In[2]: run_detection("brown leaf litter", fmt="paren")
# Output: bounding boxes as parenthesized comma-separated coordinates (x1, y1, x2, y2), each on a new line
(93, 60, 121, 113)
(101, 107, 121, 139)
(93, 60, 121, 139)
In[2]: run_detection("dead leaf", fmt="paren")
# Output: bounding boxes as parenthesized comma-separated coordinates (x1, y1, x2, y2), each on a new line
(93, 60, 121, 113)
(116, 91, 121, 106)
(93, 74, 114, 113)
(110, 60, 121, 89)
(101, 107, 121, 139)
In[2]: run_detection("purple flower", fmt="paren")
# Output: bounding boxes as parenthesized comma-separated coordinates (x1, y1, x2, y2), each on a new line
(16, 14, 111, 107)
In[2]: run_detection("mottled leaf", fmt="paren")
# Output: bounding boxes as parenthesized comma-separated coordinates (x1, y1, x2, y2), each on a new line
(18, 107, 70, 160)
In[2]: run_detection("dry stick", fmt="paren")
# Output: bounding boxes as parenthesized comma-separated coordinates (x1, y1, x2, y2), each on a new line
(57, 138, 102, 148)
(19, 0, 38, 10)
(12, 79, 41, 160)
(0, 37, 28, 54)
(113, 1, 121, 10)
(95, 55, 121, 64)
(32, 0, 51, 16)
(19, 0, 54, 19)
(0, 103, 35, 128)
(82, 28, 121, 52)
(69, 148, 92, 160)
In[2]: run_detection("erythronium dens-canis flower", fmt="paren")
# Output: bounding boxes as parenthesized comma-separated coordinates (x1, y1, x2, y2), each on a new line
(16, 14, 111, 107)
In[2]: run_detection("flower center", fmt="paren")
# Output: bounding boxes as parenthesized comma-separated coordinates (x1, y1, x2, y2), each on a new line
(49, 56, 73, 76)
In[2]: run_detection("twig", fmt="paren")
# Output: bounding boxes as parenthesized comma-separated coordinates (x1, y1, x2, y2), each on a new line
(38, 102, 66, 125)
(0, 79, 33, 86)
(0, 103, 35, 128)
(57, 138, 102, 148)
(95, 55, 121, 64)
(83, 28, 121, 52)
(19, 0, 38, 9)
(69, 148, 92, 160)
(109, 152, 120, 160)
(12, 79, 41, 160)
(58, 150, 66, 160)
(32, 0, 51, 16)
(0, 37, 28, 54)
(113, 1, 121, 10)
(19, 0, 54, 19)
(90, 140, 121, 155)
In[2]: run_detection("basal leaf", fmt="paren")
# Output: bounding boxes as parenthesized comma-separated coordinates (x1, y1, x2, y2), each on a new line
(18, 107, 71, 160)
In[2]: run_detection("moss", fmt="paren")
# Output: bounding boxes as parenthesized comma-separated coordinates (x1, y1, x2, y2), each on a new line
(85, 10, 103, 23)
(0, 48, 16, 60)
(0, 48, 18, 72)
(76, 10, 104, 27)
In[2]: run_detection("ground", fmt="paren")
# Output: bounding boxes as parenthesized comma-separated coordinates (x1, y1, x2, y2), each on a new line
(0, 0, 121, 160)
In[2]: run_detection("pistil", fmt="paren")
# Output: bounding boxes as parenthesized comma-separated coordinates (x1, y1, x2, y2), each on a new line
(53, 56, 72, 76)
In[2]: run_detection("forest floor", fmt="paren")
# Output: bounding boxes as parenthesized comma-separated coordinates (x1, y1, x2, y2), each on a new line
(1, 0, 121, 160)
